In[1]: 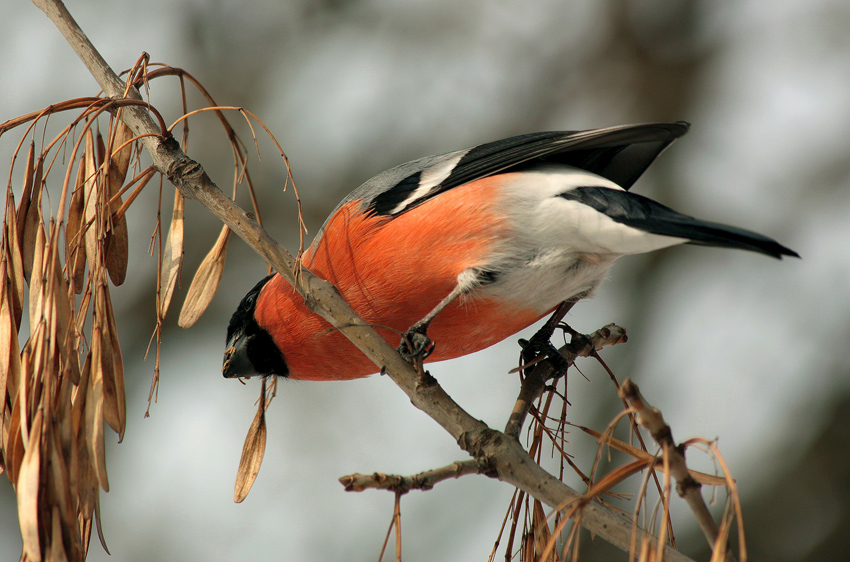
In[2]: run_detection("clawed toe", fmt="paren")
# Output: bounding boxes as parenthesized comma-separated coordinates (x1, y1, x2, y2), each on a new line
(398, 330, 436, 362)
(519, 336, 570, 376)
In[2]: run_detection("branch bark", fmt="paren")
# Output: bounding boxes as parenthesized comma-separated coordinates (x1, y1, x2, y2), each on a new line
(30, 1, 694, 559)
(620, 379, 735, 560)
(505, 323, 627, 439)
(339, 460, 489, 493)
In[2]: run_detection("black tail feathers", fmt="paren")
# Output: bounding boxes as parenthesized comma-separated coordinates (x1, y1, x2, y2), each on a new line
(560, 186, 799, 259)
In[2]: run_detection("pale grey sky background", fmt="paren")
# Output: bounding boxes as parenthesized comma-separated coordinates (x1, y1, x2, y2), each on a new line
(1, 1, 848, 560)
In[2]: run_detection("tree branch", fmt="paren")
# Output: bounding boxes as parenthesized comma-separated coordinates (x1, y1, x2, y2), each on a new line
(620, 379, 735, 560)
(505, 323, 627, 439)
(339, 460, 490, 494)
(30, 1, 694, 559)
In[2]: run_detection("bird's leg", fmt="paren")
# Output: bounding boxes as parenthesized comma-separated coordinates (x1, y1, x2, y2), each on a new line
(518, 300, 577, 376)
(398, 282, 467, 362)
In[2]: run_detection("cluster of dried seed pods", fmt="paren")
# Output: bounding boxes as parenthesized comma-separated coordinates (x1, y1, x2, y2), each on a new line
(2, 120, 134, 561)
(1, 63, 297, 559)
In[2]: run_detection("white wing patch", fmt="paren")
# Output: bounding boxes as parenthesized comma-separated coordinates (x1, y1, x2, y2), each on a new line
(388, 152, 465, 215)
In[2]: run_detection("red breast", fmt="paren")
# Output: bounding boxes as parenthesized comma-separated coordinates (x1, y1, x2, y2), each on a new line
(253, 174, 545, 380)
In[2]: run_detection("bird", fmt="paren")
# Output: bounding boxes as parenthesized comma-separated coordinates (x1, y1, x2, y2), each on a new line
(222, 122, 798, 382)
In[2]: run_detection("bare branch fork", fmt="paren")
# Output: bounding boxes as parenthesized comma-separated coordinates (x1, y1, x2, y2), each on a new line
(340, 324, 627, 494)
(30, 1, 695, 559)
(505, 323, 628, 440)
(620, 379, 743, 562)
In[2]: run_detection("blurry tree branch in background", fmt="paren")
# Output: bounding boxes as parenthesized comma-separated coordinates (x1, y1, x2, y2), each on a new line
(0, 0, 747, 560)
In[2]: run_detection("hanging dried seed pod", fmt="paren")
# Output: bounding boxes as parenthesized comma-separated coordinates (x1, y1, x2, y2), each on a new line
(179, 225, 231, 328)
(66, 154, 88, 294)
(159, 190, 184, 319)
(103, 122, 131, 286)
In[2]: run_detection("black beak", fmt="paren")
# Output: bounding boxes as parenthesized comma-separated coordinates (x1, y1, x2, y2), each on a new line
(223, 331, 260, 378)
(224, 275, 289, 379)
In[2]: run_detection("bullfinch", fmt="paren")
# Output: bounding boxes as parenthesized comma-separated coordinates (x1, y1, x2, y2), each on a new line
(222, 122, 797, 381)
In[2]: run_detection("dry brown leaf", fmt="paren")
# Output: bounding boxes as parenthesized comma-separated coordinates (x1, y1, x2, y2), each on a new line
(66, 155, 87, 293)
(47, 427, 74, 546)
(28, 221, 47, 326)
(53, 374, 74, 443)
(5, 192, 24, 328)
(1, 258, 23, 424)
(21, 154, 45, 284)
(0, 271, 10, 409)
(82, 130, 100, 272)
(16, 408, 43, 562)
(97, 290, 121, 437)
(96, 130, 107, 168)
(5, 395, 24, 486)
(0, 413, 8, 477)
(48, 507, 70, 562)
(234, 398, 267, 503)
(74, 288, 92, 339)
(45, 229, 80, 387)
(94, 286, 118, 435)
(104, 214, 128, 286)
(15, 143, 35, 254)
(26, 323, 47, 428)
(108, 122, 133, 189)
(103, 124, 130, 286)
(93, 491, 110, 555)
(179, 225, 231, 328)
(159, 190, 185, 318)
(102, 286, 125, 440)
(68, 425, 100, 561)
(80, 516, 93, 561)
(85, 326, 109, 492)
(69, 352, 91, 499)
(72, 350, 91, 437)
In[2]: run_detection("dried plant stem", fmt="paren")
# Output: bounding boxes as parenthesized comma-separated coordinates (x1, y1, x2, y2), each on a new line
(31, 1, 694, 559)
(619, 379, 736, 561)
(393, 493, 402, 562)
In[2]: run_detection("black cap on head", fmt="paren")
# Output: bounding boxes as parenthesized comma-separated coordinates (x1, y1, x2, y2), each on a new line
(223, 275, 289, 378)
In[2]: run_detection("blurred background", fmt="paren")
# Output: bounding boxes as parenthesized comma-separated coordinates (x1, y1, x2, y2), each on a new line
(1, 0, 848, 560)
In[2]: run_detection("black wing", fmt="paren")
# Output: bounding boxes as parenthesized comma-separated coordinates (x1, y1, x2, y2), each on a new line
(365, 122, 690, 217)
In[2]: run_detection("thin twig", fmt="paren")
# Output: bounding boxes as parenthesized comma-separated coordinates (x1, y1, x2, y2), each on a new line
(505, 323, 628, 439)
(340, 460, 490, 494)
(619, 379, 737, 561)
